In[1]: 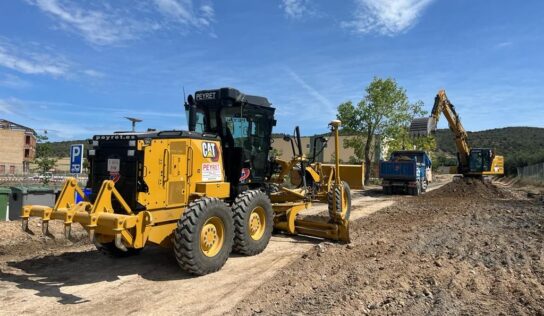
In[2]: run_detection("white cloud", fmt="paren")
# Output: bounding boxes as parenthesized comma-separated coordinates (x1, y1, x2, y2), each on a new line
(0, 74, 31, 89)
(496, 41, 513, 49)
(0, 99, 15, 115)
(83, 69, 105, 78)
(0, 44, 68, 76)
(343, 0, 434, 35)
(285, 67, 335, 116)
(29, 0, 144, 45)
(27, 0, 216, 45)
(280, 0, 310, 19)
(153, 0, 215, 28)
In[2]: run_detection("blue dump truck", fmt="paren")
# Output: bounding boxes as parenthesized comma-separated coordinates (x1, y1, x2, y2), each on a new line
(379, 150, 432, 196)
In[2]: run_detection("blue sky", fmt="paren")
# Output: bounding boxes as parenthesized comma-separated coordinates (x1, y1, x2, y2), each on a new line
(0, 0, 543, 141)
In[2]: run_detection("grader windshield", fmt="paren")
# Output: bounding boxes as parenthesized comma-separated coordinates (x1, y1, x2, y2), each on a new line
(187, 88, 276, 187)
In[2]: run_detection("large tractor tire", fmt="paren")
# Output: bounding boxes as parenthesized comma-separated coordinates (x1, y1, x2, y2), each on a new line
(95, 242, 142, 258)
(232, 190, 274, 256)
(173, 197, 234, 276)
(328, 181, 352, 221)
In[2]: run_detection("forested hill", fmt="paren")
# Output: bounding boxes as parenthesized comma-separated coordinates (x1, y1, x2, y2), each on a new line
(435, 127, 544, 174)
(40, 127, 544, 175)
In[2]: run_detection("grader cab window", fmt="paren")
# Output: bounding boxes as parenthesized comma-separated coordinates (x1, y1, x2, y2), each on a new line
(220, 107, 270, 181)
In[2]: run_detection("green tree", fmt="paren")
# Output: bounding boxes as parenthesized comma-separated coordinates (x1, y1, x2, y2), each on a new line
(34, 133, 58, 184)
(337, 77, 434, 185)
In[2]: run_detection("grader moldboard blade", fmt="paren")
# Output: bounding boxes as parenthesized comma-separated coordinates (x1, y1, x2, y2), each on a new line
(270, 120, 352, 243)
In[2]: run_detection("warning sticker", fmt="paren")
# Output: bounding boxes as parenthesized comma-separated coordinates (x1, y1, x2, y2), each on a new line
(202, 163, 222, 182)
(107, 159, 120, 172)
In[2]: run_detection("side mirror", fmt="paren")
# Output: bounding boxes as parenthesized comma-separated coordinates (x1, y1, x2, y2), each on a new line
(187, 94, 197, 132)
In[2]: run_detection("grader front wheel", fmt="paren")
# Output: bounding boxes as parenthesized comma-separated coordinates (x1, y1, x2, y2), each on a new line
(328, 181, 352, 221)
(232, 190, 274, 256)
(173, 198, 234, 276)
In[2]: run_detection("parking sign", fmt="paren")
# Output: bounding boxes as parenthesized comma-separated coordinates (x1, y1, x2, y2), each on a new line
(70, 144, 84, 174)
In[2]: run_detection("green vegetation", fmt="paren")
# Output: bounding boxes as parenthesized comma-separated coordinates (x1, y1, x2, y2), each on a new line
(34, 134, 58, 184)
(435, 127, 544, 175)
(337, 77, 435, 184)
(38, 139, 87, 158)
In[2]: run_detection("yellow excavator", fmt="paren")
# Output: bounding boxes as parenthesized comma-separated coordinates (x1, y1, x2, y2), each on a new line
(410, 90, 504, 177)
(21, 88, 359, 275)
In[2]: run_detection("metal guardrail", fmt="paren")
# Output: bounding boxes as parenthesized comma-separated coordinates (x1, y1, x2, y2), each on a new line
(517, 162, 544, 180)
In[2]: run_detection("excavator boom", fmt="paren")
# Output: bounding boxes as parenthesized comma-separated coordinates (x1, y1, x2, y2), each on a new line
(409, 90, 504, 176)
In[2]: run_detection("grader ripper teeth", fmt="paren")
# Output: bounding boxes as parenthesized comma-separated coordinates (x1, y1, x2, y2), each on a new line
(22, 178, 154, 251)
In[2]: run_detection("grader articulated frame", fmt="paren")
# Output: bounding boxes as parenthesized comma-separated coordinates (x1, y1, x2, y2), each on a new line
(21, 121, 351, 275)
(22, 121, 351, 245)
(22, 92, 356, 276)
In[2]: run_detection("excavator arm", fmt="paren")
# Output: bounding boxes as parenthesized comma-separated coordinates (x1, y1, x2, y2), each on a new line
(409, 90, 471, 172)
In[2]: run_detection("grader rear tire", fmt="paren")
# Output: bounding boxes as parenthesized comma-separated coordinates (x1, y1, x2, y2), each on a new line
(328, 181, 352, 221)
(232, 190, 274, 256)
(173, 198, 234, 276)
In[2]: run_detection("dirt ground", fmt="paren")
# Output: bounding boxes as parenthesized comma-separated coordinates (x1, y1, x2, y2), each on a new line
(1, 176, 542, 315)
(233, 179, 544, 315)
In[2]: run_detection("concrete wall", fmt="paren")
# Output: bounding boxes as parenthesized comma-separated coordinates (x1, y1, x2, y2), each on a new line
(271, 135, 386, 164)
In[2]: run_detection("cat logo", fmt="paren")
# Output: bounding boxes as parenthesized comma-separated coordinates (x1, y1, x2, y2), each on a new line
(202, 142, 219, 161)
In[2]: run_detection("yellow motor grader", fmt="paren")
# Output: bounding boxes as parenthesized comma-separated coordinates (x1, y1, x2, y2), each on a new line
(22, 88, 358, 275)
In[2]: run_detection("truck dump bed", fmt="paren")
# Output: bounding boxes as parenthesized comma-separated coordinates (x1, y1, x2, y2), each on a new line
(379, 160, 418, 180)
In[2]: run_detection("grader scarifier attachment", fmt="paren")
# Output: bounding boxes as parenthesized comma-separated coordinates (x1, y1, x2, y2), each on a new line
(21, 87, 359, 275)
(22, 178, 155, 251)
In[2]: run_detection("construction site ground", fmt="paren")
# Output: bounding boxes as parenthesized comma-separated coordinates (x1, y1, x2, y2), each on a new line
(1, 175, 543, 315)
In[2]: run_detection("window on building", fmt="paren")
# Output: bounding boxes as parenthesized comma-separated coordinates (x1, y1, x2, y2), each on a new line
(0, 165, 5, 175)
(9, 165, 15, 175)
(25, 149, 30, 158)
(26, 135, 31, 145)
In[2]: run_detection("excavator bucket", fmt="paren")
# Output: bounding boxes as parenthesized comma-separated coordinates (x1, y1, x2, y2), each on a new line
(409, 117, 437, 137)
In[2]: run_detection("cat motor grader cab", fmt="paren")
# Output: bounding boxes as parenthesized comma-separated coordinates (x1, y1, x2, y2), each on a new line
(21, 88, 355, 275)
(409, 89, 504, 177)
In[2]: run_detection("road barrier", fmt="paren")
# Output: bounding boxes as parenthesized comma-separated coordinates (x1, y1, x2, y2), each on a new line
(517, 162, 544, 181)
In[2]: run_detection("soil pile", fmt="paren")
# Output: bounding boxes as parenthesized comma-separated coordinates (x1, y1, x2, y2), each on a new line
(424, 178, 513, 199)
(0, 220, 89, 261)
(232, 182, 544, 315)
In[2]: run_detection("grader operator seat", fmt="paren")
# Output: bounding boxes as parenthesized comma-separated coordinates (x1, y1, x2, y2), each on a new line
(186, 88, 276, 195)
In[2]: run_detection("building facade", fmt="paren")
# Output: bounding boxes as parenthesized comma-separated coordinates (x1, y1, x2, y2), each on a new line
(0, 120, 37, 175)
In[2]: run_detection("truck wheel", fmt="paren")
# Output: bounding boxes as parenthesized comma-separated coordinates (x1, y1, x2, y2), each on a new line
(422, 180, 428, 192)
(412, 182, 421, 196)
(383, 186, 392, 195)
(232, 190, 274, 256)
(96, 242, 142, 258)
(173, 197, 234, 275)
(328, 181, 352, 221)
